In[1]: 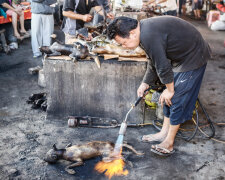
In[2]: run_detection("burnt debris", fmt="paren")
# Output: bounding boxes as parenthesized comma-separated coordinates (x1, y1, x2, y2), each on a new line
(26, 92, 47, 111)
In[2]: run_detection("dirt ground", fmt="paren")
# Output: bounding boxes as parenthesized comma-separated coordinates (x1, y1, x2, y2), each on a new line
(0, 18, 225, 180)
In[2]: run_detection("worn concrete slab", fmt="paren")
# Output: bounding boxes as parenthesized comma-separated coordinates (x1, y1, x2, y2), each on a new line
(44, 58, 147, 124)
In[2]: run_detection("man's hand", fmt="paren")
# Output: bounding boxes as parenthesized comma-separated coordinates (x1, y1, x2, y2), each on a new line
(84, 33, 93, 41)
(106, 12, 114, 19)
(137, 83, 149, 97)
(159, 89, 174, 107)
(82, 14, 93, 22)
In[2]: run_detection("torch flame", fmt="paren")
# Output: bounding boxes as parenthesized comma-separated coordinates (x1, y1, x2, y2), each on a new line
(94, 153, 128, 179)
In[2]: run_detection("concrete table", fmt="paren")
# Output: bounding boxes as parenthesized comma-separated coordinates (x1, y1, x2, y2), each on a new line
(44, 58, 147, 124)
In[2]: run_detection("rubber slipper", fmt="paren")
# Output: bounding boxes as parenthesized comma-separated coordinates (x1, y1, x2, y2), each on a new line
(151, 145, 175, 156)
(20, 31, 30, 35)
(20, 32, 30, 38)
(141, 134, 165, 143)
(15, 35, 24, 41)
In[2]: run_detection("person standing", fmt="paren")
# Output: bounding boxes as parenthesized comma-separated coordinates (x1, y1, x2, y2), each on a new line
(107, 16, 211, 156)
(192, 0, 203, 19)
(62, 0, 113, 44)
(30, 0, 56, 58)
(161, 0, 177, 16)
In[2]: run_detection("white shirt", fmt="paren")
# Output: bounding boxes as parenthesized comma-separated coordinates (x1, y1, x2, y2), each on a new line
(160, 0, 177, 12)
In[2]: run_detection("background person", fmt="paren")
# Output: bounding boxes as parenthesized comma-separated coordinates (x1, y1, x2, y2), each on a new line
(0, 0, 28, 40)
(30, 0, 56, 58)
(62, 0, 114, 44)
(192, 0, 203, 19)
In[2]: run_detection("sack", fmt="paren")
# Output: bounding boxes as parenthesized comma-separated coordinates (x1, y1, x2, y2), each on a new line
(211, 20, 225, 30)
(207, 10, 220, 27)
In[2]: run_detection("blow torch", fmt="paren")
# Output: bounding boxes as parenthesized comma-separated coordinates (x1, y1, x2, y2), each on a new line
(113, 86, 156, 156)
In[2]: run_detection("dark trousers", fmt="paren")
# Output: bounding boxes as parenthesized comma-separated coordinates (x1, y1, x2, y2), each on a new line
(179, 0, 186, 14)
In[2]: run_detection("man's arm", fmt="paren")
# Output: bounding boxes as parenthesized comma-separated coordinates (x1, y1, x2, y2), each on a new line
(2, 2, 15, 10)
(63, 11, 92, 22)
(137, 59, 159, 97)
(94, 5, 114, 19)
(1, 2, 22, 15)
(62, 0, 93, 22)
(147, 38, 173, 85)
(142, 59, 159, 85)
(139, 35, 174, 106)
(148, 38, 174, 107)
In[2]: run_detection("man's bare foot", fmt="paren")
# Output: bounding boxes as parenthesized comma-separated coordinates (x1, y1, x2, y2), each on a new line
(141, 132, 167, 143)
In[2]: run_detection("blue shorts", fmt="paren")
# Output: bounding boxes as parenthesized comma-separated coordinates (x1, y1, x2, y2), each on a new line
(163, 64, 207, 125)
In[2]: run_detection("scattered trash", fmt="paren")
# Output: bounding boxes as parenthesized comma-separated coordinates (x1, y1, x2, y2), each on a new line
(8, 42, 18, 50)
(8, 168, 20, 178)
(26, 92, 47, 111)
(196, 161, 209, 172)
(28, 66, 42, 75)
(67, 116, 118, 128)
(218, 66, 225, 70)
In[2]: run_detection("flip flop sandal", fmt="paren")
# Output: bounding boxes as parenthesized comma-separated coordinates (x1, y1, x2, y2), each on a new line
(20, 31, 30, 35)
(141, 134, 165, 143)
(151, 145, 175, 156)
(20, 32, 30, 38)
(21, 32, 30, 38)
(20, 31, 30, 36)
(15, 35, 24, 41)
